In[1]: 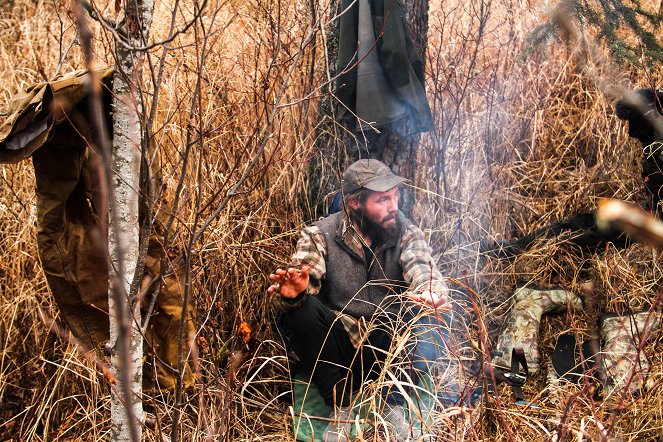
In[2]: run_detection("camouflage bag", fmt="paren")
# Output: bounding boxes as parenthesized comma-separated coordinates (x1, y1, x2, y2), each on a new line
(600, 311, 661, 398)
(492, 286, 583, 376)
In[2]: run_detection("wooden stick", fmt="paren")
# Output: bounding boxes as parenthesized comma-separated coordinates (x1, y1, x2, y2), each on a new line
(596, 199, 663, 250)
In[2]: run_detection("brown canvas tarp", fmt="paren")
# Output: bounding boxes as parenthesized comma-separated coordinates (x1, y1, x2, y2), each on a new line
(0, 68, 193, 390)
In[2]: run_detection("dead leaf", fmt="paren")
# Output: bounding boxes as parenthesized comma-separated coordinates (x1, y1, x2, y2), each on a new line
(102, 365, 117, 385)
(197, 336, 210, 354)
(238, 321, 252, 344)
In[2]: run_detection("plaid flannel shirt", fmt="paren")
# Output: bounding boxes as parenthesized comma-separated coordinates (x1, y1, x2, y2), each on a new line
(273, 214, 448, 347)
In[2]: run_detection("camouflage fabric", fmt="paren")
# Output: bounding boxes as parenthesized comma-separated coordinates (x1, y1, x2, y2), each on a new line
(492, 286, 583, 374)
(600, 311, 661, 397)
(0, 69, 194, 390)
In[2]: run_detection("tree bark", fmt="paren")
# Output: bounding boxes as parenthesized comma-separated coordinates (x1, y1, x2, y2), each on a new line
(404, 0, 429, 54)
(109, 1, 154, 441)
(377, 0, 429, 217)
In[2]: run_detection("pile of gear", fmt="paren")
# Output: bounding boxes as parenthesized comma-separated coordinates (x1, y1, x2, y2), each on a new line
(484, 88, 663, 407)
(488, 286, 661, 405)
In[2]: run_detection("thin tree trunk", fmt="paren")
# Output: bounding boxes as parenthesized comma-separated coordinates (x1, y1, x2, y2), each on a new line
(384, 0, 429, 217)
(109, 1, 154, 441)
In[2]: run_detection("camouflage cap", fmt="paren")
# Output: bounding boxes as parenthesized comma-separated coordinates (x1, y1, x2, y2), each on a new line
(342, 159, 408, 195)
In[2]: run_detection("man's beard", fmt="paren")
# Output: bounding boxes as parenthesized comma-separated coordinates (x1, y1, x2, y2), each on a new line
(349, 207, 399, 244)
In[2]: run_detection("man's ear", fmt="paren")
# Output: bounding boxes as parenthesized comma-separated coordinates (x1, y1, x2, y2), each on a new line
(346, 196, 361, 210)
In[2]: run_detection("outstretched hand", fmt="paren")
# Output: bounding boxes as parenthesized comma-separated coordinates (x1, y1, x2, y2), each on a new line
(267, 265, 310, 299)
(406, 289, 452, 310)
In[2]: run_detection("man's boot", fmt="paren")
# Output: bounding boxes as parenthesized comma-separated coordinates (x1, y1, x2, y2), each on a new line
(380, 402, 430, 442)
(321, 406, 357, 442)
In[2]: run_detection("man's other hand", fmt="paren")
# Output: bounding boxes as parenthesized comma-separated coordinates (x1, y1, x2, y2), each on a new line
(267, 265, 310, 299)
(406, 289, 452, 310)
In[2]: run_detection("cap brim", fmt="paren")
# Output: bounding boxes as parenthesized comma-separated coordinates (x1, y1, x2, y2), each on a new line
(362, 175, 408, 192)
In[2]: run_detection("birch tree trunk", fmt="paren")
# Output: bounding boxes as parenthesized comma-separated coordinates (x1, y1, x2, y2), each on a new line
(109, 1, 154, 441)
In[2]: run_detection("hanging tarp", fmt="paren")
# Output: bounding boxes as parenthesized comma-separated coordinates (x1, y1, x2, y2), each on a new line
(0, 68, 193, 390)
(335, 0, 434, 135)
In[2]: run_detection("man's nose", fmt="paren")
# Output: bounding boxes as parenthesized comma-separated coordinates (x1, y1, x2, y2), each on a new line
(388, 196, 399, 212)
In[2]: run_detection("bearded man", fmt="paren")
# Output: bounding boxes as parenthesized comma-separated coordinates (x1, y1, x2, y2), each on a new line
(268, 159, 456, 441)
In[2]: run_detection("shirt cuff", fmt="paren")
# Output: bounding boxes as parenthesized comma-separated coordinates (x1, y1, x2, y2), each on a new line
(284, 290, 307, 305)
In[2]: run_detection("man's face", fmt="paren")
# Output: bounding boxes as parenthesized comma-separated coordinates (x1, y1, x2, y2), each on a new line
(348, 187, 400, 240)
(361, 187, 399, 227)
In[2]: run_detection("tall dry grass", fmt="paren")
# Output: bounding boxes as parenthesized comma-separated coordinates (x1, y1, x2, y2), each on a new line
(0, 0, 662, 440)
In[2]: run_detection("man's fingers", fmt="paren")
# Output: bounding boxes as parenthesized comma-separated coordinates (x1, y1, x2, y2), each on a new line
(407, 291, 452, 310)
(286, 265, 309, 277)
(431, 296, 452, 309)
(285, 266, 310, 283)
(269, 273, 285, 283)
(269, 266, 310, 298)
(429, 292, 451, 309)
(433, 299, 452, 310)
(406, 293, 425, 303)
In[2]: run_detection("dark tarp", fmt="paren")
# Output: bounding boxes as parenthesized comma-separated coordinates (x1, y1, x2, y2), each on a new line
(335, 0, 433, 135)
